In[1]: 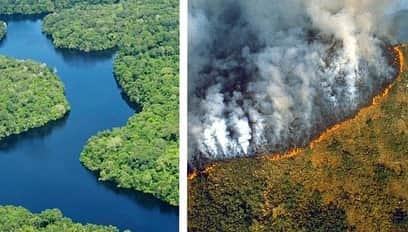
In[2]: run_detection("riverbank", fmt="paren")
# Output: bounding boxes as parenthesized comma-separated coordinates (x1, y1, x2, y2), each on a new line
(0, 19, 177, 231)
(41, 0, 179, 206)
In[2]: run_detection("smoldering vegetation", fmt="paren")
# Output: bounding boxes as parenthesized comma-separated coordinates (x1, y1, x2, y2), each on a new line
(188, 0, 404, 169)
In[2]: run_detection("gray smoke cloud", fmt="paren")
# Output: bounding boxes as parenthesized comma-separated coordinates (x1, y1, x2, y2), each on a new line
(188, 0, 400, 168)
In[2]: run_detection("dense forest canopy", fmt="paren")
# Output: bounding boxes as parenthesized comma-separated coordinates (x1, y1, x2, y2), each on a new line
(0, 0, 178, 230)
(0, 0, 178, 207)
(188, 46, 408, 232)
(0, 206, 118, 231)
(0, 55, 69, 141)
(41, 0, 179, 205)
(0, 0, 179, 206)
(42, 0, 178, 53)
(0, 0, 118, 15)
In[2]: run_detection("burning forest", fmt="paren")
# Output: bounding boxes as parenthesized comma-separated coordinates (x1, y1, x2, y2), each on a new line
(188, 44, 407, 231)
(188, 0, 403, 170)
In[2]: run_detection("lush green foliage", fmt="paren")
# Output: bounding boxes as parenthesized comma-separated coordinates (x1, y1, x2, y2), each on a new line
(189, 46, 408, 231)
(43, 4, 121, 51)
(0, 0, 54, 15)
(42, 0, 179, 205)
(0, 0, 117, 15)
(0, 21, 6, 40)
(82, 53, 179, 206)
(0, 56, 69, 140)
(43, 1, 178, 52)
(81, 105, 179, 205)
(0, 206, 118, 231)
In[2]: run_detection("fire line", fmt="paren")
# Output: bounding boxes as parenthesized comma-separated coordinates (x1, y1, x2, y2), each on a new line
(188, 45, 405, 181)
(264, 45, 404, 161)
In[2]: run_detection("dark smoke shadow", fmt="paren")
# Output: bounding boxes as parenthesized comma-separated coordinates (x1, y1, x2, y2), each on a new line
(188, 155, 214, 173)
(0, 112, 69, 151)
(84, 168, 179, 215)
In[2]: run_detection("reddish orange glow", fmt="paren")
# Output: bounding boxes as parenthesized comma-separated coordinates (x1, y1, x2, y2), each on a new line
(187, 172, 197, 180)
(188, 45, 405, 180)
(188, 164, 216, 180)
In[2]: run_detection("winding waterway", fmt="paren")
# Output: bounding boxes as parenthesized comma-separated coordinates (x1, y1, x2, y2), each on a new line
(0, 18, 178, 231)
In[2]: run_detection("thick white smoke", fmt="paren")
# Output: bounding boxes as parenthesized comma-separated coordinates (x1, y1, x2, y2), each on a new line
(188, 0, 399, 168)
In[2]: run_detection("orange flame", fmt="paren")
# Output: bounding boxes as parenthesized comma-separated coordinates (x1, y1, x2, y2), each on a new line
(188, 164, 216, 180)
(188, 45, 405, 180)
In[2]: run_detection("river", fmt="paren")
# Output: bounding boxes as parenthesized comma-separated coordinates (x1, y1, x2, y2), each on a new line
(0, 18, 178, 232)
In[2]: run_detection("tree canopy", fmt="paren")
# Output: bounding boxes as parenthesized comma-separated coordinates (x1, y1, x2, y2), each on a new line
(0, 56, 69, 140)
(0, 206, 118, 232)
(0, 0, 178, 207)
(42, 0, 179, 205)
(0, 0, 118, 15)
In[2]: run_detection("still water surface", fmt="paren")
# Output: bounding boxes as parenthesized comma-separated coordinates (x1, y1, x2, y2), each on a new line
(0, 18, 178, 232)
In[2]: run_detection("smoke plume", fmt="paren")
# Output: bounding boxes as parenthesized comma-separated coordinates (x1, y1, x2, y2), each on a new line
(188, 0, 399, 168)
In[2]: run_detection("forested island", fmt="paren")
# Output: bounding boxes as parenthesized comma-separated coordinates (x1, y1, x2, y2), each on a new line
(0, 55, 69, 140)
(189, 46, 408, 231)
(0, 0, 178, 206)
(0, 206, 118, 231)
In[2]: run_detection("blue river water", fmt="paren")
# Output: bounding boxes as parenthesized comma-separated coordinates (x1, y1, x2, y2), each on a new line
(0, 18, 178, 231)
